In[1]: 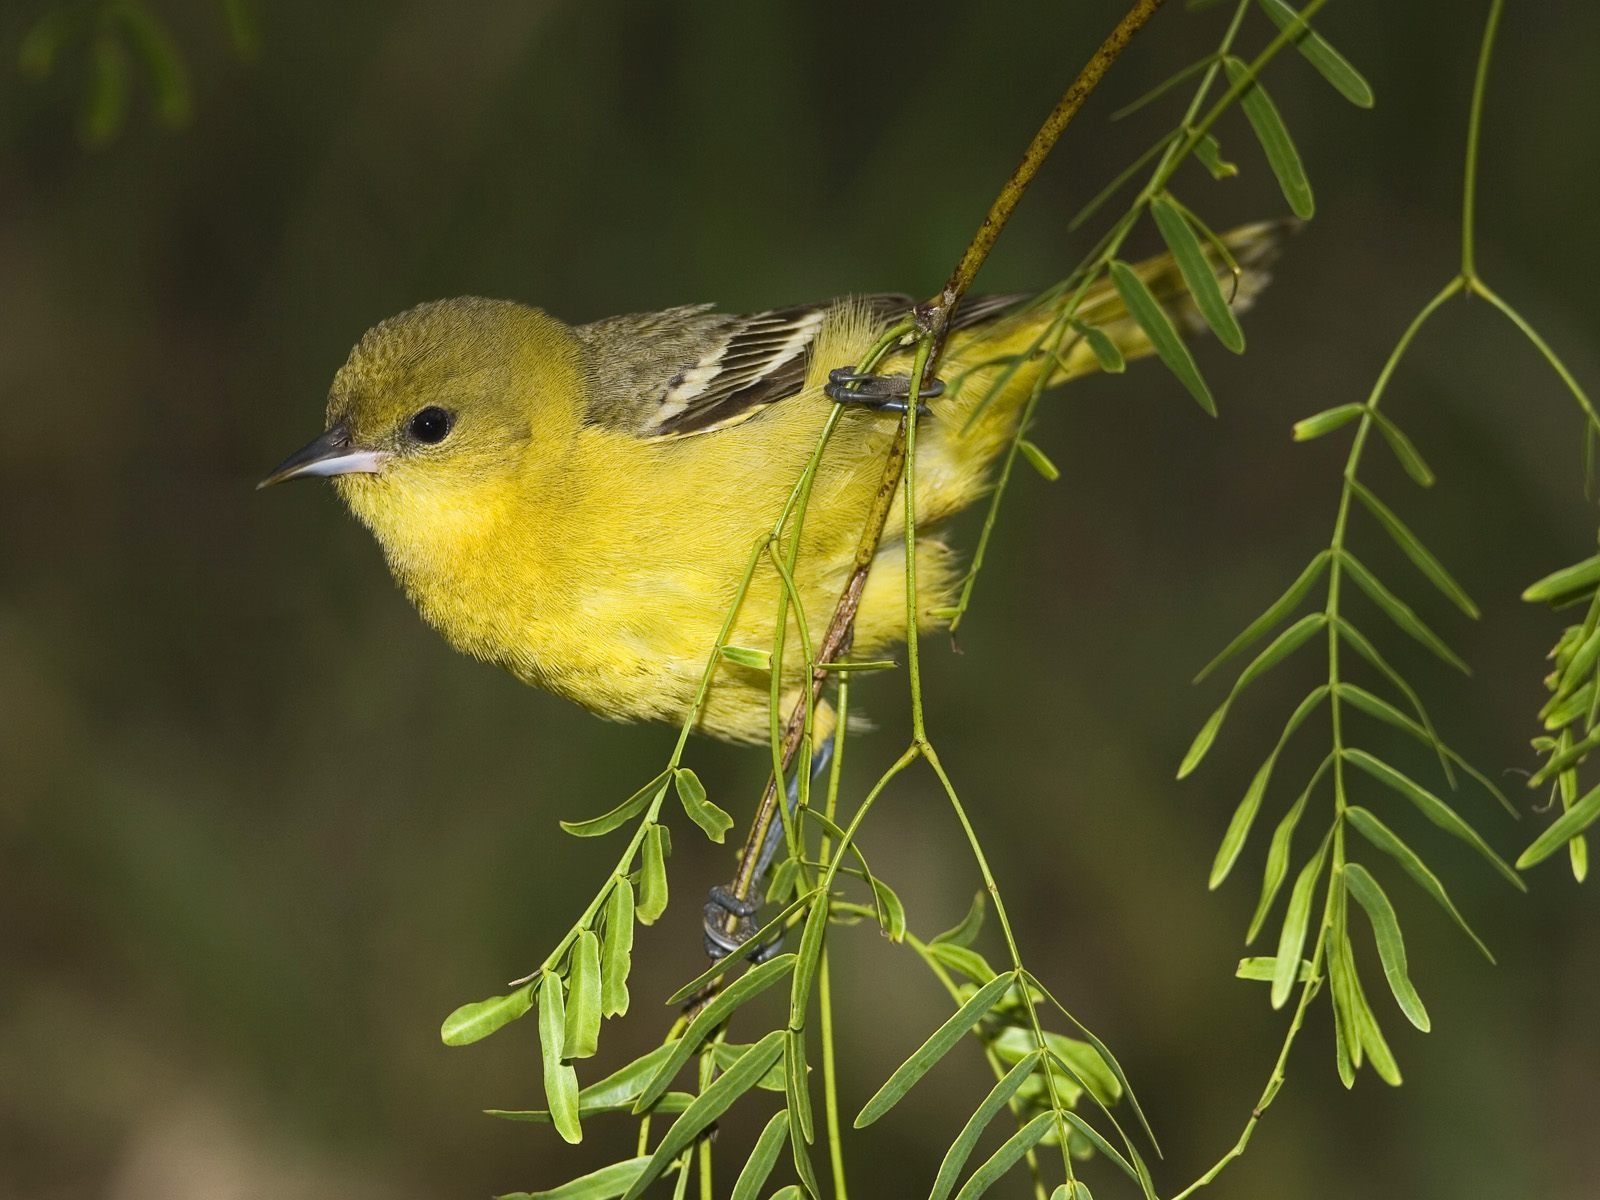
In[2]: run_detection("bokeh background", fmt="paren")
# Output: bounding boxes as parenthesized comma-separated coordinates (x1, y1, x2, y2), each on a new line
(3, 2, 1597, 1197)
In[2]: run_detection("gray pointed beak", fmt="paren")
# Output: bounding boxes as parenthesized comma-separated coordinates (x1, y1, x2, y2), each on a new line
(257, 421, 388, 490)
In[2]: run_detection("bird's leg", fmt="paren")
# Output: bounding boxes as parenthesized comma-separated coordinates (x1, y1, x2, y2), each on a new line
(702, 733, 835, 962)
(823, 365, 944, 415)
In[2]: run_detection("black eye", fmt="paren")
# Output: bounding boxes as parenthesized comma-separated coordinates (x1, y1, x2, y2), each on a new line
(407, 406, 454, 444)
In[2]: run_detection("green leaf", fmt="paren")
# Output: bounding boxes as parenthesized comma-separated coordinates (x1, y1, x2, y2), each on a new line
(80, 35, 131, 147)
(539, 973, 581, 1144)
(600, 878, 634, 1018)
(1371, 412, 1435, 487)
(1109, 258, 1215, 415)
(675, 767, 733, 842)
(112, 2, 193, 127)
(1211, 687, 1327, 888)
(1340, 552, 1470, 673)
(1336, 934, 1403, 1086)
(666, 890, 818, 1005)
(790, 893, 831, 1029)
(1192, 131, 1238, 179)
(1256, 0, 1376, 107)
(951, 1111, 1053, 1200)
(635, 954, 796, 1112)
(1517, 781, 1600, 869)
(441, 982, 534, 1046)
(785, 1028, 814, 1147)
(929, 1053, 1042, 1200)
(636, 823, 669, 924)
(1194, 551, 1329, 683)
(1522, 553, 1600, 605)
(933, 892, 986, 947)
(1236, 956, 1315, 981)
(1292, 404, 1365, 441)
(1223, 57, 1314, 218)
(721, 645, 772, 670)
(1180, 613, 1326, 779)
(869, 876, 908, 942)
(710, 1042, 787, 1091)
(1342, 750, 1524, 889)
(1110, 53, 1219, 121)
(1273, 834, 1330, 1008)
(855, 972, 1016, 1128)
(484, 1093, 692, 1125)
(1338, 683, 1514, 817)
(1151, 195, 1245, 353)
(1018, 439, 1061, 481)
(730, 1111, 790, 1200)
(563, 931, 602, 1059)
(576, 1041, 681, 1110)
(561, 772, 670, 837)
(1343, 863, 1430, 1031)
(496, 1156, 651, 1200)
(1246, 756, 1326, 943)
(1071, 320, 1126, 373)
(1345, 805, 1493, 961)
(1349, 481, 1479, 618)
(18, 8, 75, 77)
(929, 942, 1000, 985)
(1333, 619, 1454, 785)
(622, 1032, 786, 1200)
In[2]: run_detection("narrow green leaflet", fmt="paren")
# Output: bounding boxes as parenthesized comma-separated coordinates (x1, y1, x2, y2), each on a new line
(1340, 551, 1470, 673)
(932, 892, 986, 947)
(929, 1052, 1041, 1200)
(1236, 956, 1315, 981)
(484, 1093, 692, 1124)
(1372, 411, 1436, 487)
(929, 942, 1000, 985)
(539, 972, 582, 1144)
(1151, 194, 1245, 352)
(1342, 749, 1523, 888)
(1344, 863, 1430, 1031)
(674, 767, 732, 843)
(1210, 687, 1328, 888)
(1223, 57, 1314, 218)
(561, 772, 670, 838)
(1523, 553, 1600, 604)
(1517, 781, 1600, 868)
(666, 890, 817, 1005)
(951, 1111, 1053, 1200)
(1247, 757, 1326, 942)
(790, 894, 831, 1029)
(496, 1156, 651, 1200)
(1344, 946, 1403, 1086)
(1350, 480, 1479, 617)
(721, 645, 772, 670)
(441, 981, 534, 1047)
(574, 1041, 681, 1109)
(1179, 613, 1326, 778)
(1337, 683, 1514, 816)
(1192, 131, 1238, 179)
(1110, 53, 1219, 121)
(563, 931, 602, 1060)
(786, 1027, 814, 1147)
(636, 823, 669, 924)
(1334, 619, 1454, 784)
(1273, 834, 1330, 1008)
(855, 971, 1016, 1128)
(870, 875, 908, 942)
(1071, 320, 1126, 373)
(600, 878, 634, 1018)
(1346, 805, 1493, 961)
(709, 1041, 786, 1091)
(635, 953, 795, 1111)
(1256, 0, 1376, 107)
(1109, 258, 1216, 415)
(1018, 439, 1062, 481)
(730, 1110, 790, 1200)
(1292, 404, 1364, 441)
(621, 1032, 786, 1200)
(1193, 551, 1330, 683)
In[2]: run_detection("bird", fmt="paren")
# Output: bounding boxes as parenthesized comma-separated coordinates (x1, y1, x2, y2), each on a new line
(262, 226, 1279, 747)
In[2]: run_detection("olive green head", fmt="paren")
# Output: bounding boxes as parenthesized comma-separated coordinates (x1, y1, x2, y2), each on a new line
(261, 296, 586, 549)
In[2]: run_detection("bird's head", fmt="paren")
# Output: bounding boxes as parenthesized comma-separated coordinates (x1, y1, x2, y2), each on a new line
(261, 297, 585, 559)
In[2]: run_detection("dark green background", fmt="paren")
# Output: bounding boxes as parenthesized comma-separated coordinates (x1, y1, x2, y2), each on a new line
(3, 2, 1595, 1197)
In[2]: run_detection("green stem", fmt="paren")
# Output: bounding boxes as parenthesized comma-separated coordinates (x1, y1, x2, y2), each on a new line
(819, 679, 851, 1200)
(1460, 0, 1504, 281)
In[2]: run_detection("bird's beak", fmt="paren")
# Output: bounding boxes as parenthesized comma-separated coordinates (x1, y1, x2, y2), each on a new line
(257, 421, 388, 490)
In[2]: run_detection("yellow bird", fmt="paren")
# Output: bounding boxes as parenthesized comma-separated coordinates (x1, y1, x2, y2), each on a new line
(262, 227, 1277, 745)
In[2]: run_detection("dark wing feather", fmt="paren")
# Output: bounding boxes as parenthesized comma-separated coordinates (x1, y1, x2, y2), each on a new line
(573, 292, 1026, 441)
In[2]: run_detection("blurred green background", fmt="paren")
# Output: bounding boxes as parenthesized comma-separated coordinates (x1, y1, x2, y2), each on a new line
(3, 2, 1597, 1197)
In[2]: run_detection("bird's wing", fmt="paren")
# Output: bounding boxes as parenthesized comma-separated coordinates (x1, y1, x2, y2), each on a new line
(574, 293, 1025, 441)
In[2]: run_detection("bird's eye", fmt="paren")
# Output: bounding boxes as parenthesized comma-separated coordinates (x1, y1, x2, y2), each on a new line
(407, 406, 455, 444)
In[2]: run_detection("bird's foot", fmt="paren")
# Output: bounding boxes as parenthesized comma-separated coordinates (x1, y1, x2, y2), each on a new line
(702, 884, 785, 962)
(824, 366, 943, 415)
